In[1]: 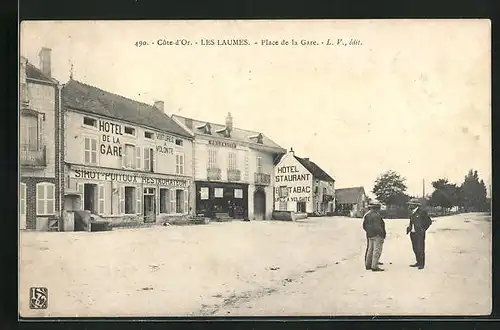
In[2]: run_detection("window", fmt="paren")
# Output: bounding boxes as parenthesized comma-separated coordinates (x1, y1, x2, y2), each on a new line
(84, 136, 98, 165)
(256, 156, 263, 173)
(144, 147, 155, 172)
(36, 182, 55, 215)
(20, 113, 39, 150)
(125, 186, 136, 214)
(323, 187, 327, 194)
(175, 189, 184, 213)
(144, 131, 154, 139)
(83, 117, 97, 127)
(175, 139, 183, 146)
(208, 148, 217, 168)
(124, 126, 136, 136)
(176, 153, 184, 175)
(160, 188, 169, 213)
(20, 183, 26, 216)
(214, 188, 224, 198)
(123, 144, 135, 169)
(279, 186, 289, 198)
(234, 189, 243, 199)
(228, 152, 237, 170)
(136, 146, 141, 170)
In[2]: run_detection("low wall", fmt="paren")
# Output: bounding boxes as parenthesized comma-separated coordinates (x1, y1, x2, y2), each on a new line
(272, 211, 308, 222)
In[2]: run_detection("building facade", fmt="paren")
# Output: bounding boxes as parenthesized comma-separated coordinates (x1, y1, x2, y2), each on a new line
(172, 113, 286, 221)
(274, 149, 335, 215)
(20, 48, 64, 231)
(62, 80, 194, 226)
(335, 186, 368, 218)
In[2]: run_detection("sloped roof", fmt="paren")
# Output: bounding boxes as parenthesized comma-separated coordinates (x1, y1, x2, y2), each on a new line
(172, 114, 286, 152)
(336, 187, 366, 204)
(62, 80, 192, 138)
(26, 62, 58, 84)
(294, 156, 335, 182)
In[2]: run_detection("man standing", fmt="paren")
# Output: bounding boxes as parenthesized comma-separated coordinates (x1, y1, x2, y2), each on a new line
(363, 203, 386, 272)
(406, 198, 432, 270)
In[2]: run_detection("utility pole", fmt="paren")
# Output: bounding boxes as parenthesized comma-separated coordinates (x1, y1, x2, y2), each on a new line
(422, 178, 425, 199)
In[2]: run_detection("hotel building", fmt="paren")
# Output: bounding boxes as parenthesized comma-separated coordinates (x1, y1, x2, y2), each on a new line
(172, 113, 286, 220)
(62, 80, 194, 225)
(274, 148, 335, 215)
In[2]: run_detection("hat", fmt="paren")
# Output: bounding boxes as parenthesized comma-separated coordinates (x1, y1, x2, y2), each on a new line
(407, 198, 422, 205)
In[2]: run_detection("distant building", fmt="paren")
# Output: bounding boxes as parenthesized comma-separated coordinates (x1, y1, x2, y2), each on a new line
(274, 148, 335, 215)
(335, 186, 368, 218)
(172, 113, 286, 221)
(62, 79, 194, 225)
(20, 48, 64, 231)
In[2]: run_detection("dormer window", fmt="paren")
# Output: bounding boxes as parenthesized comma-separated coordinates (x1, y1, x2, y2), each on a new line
(248, 133, 264, 144)
(215, 127, 230, 138)
(196, 123, 212, 135)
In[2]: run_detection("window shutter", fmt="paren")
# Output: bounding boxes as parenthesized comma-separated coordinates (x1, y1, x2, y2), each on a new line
(170, 189, 176, 214)
(136, 187, 142, 215)
(84, 137, 90, 164)
(20, 183, 26, 215)
(46, 184, 55, 215)
(152, 149, 156, 173)
(91, 139, 97, 164)
(165, 189, 170, 213)
(77, 183, 85, 210)
(36, 183, 45, 215)
(175, 154, 179, 174)
(38, 114, 43, 148)
(144, 147, 150, 171)
(136, 147, 141, 170)
(180, 154, 184, 174)
(184, 190, 188, 214)
(119, 186, 125, 214)
(98, 184, 105, 215)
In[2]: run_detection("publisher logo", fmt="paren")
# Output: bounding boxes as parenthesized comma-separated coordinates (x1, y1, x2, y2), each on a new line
(29, 287, 48, 309)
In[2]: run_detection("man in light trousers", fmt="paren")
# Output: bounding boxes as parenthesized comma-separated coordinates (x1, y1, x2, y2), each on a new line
(362, 203, 386, 272)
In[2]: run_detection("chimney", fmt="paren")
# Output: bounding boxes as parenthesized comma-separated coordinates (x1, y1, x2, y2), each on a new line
(304, 158, 310, 162)
(154, 100, 165, 113)
(38, 47, 52, 77)
(185, 118, 194, 130)
(289, 147, 294, 155)
(20, 56, 29, 106)
(225, 112, 233, 132)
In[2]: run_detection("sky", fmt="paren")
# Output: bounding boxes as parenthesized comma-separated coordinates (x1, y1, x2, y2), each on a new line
(20, 20, 491, 199)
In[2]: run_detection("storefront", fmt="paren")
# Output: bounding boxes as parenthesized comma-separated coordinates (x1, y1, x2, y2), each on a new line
(66, 164, 191, 222)
(195, 181, 249, 219)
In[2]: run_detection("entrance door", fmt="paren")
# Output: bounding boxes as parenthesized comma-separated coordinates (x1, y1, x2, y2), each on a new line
(143, 188, 156, 223)
(83, 183, 97, 213)
(253, 189, 266, 220)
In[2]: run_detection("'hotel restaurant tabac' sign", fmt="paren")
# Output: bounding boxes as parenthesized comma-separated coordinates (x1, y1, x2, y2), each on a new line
(72, 168, 188, 187)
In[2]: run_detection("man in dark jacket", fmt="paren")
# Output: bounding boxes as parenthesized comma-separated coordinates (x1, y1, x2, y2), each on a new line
(363, 203, 386, 272)
(406, 198, 432, 269)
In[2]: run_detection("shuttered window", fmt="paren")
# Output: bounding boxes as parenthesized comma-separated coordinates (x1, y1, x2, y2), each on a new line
(84, 137, 98, 165)
(36, 182, 55, 215)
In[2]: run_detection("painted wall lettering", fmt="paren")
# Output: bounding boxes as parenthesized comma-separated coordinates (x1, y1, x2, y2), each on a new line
(98, 120, 124, 156)
(73, 169, 188, 187)
(156, 145, 174, 154)
(208, 140, 237, 148)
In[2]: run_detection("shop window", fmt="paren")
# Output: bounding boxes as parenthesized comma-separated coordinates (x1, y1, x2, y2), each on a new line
(144, 147, 155, 172)
(123, 144, 135, 169)
(84, 136, 98, 165)
(160, 188, 169, 213)
(228, 152, 237, 170)
(176, 153, 184, 175)
(175, 139, 183, 146)
(83, 117, 97, 127)
(36, 182, 55, 215)
(20, 183, 26, 216)
(125, 186, 136, 214)
(144, 131, 154, 139)
(124, 126, 136, 136)
(214, 187, 224, 198)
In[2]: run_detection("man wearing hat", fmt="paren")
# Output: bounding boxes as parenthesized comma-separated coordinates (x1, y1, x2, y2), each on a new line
(406, 198, 433, 269)
(362, 203, 386, 272)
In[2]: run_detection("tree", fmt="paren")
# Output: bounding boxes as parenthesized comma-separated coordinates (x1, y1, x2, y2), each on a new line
(372, 170, 409, 207)
(429, 178, 460, 214)
(460, 169, 488, 212)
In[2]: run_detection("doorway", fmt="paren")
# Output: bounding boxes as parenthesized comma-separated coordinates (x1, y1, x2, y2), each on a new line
(253, 188, 266, 220)
(143, 187, 156, 223)
(83, 183, 97, 213)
